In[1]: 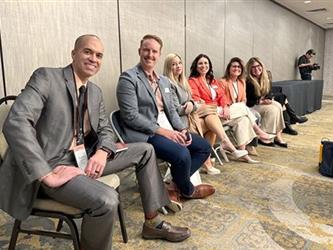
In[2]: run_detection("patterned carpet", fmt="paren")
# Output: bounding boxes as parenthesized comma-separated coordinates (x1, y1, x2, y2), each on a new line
(1, 98, 333, 250)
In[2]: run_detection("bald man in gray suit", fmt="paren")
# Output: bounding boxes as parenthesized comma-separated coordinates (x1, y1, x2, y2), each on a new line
(0, 35, 190, 250)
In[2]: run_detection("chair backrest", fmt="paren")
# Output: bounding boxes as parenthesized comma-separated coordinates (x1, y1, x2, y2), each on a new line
(0, 95, 16, 160)
(109, 110, 125, 144)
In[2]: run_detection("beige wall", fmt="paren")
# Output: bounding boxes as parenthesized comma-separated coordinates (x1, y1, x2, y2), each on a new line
(0, 0, 120, 112)
(185, 0, 225, 77)
(119, 0, 185, 75)
(0, 0, 327, 112)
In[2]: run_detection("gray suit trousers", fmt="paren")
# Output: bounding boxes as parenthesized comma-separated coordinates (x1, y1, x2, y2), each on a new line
(41, 142, 169, 250)
(104, 142, 169, 214)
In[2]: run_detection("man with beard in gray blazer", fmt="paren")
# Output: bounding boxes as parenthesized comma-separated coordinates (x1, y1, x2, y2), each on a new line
(0, 35, 190, 250)
(117, 34, 215, 202)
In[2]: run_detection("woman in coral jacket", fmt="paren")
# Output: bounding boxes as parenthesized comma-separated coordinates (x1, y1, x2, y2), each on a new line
(220, 57, 276, 155)
(188, 54, 259, 163)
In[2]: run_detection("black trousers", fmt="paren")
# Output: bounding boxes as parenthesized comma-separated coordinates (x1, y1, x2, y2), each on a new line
(301, 73, 312, 80)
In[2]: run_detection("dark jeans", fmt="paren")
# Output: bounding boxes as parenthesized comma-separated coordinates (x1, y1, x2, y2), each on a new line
(147, 133, 211, 196)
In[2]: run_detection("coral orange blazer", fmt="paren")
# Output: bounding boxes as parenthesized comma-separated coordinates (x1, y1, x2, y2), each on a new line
(219, 78, 246, 106)
(188, 77, 226, 107)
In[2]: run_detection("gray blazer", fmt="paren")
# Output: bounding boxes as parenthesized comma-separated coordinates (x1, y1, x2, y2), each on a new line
(171, 83, 197, 127)
(116, 64, 186, 143)
(0, 65, 116, 220)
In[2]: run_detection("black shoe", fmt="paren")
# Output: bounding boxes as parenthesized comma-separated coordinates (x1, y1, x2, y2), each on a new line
(283, 124, 298, 135)
(290, 115, 308, 124)
(258, 139, 275, 147)
(274, 139, 288, 148)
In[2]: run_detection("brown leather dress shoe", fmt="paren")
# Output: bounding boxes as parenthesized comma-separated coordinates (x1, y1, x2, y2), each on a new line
(182, 184, 215, 199)
(142, 221, 191, 242)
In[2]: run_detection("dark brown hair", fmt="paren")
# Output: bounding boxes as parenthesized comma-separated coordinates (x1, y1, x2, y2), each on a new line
(223, 57, 245, 80)
(189, 54, 214, 82)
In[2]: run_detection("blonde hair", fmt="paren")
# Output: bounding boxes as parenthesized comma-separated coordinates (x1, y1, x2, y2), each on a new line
(163, 53, 191, 92)
(246, 57, 270, 97)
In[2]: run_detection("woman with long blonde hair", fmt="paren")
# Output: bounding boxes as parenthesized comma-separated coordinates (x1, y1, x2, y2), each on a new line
(164, 53, 247, 174)
(246, 57, 287, 147)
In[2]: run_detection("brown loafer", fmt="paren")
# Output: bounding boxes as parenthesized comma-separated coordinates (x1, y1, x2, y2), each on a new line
(142, 221, 191, 242)
(182, 184, 215, 199)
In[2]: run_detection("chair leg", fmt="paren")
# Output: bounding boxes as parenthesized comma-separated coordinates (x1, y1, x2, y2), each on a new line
(61, 216, 80, 250)
(214, 145, 229, 163)
(56, 219, 64, 232)
(8, 219, 21, 250)
(219, 148, 229, 163)
(211, 146, 223, 165)
(117, 188, 128, 243)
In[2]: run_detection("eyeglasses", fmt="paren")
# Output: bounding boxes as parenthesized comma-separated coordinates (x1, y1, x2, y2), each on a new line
(251, 64, 262, 70)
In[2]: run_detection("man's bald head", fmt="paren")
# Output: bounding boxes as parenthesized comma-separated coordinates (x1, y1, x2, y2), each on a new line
(74, 34, 102, 51)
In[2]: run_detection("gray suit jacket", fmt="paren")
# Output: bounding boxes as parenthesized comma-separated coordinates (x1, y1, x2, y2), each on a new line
(0, 65, 116, 220)
(116, 64, 186, 143)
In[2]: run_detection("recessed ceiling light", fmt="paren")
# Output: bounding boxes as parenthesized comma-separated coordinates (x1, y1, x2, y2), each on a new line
(304, 0, 311, 3)
(327, 17, 332, 20)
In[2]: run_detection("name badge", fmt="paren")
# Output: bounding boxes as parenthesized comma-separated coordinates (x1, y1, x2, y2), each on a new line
(164, 87, 170, 93)
(73, 144, 88, 170)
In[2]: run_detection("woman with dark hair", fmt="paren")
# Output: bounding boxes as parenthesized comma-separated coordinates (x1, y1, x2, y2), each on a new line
(245, 57, 287, 147)
(188, 54, 269, 163)
(220, 57, 274, 155)
(164, 53, 247, 173)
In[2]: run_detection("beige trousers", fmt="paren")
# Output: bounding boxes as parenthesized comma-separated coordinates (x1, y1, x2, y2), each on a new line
(253, 100, 285, 134)
(220, 102, 257, 146)
(229, 102, 257, 125)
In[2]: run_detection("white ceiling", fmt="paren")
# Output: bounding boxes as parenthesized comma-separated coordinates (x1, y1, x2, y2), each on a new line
(273, 0, 333, 29)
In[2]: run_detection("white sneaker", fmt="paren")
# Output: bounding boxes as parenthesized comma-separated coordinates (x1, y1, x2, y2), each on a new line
(201, 166, 221, 175)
